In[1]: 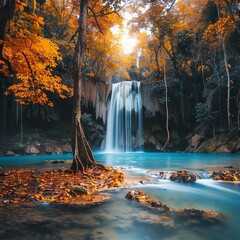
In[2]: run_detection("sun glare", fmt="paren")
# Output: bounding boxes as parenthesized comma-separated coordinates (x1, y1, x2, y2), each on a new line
(121, 34, 137, 54)
(111, 12, 138, 55)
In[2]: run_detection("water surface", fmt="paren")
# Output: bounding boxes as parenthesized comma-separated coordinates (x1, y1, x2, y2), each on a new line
(0, 152, 240, 240)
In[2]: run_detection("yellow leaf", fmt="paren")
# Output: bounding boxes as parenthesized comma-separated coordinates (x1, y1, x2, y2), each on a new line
(18, 4, 24, 11)
(37, 17, 44, 25)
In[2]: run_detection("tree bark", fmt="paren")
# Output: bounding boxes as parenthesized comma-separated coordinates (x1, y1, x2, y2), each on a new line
(217, 4, 232, 131)
(71, 0, 96, 174)
(0, 0, 16, 74)
(163, 63, 170, 149)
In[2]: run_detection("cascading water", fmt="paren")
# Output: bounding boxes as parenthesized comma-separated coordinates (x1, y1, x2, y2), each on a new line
(105, 81, 143, 152)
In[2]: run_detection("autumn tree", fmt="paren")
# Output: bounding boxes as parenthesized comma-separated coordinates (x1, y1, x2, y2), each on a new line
(0, 0, 71, 106)
(70, 0, 96, 173)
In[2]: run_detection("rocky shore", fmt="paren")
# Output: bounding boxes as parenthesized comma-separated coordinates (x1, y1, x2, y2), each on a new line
(146, 169, 240, 182)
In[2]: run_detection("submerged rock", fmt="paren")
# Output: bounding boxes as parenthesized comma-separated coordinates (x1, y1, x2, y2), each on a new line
(44, 160, 67, 164)
(125, 190, 170, 211)
(177, 208, 223, 223)
(126, 190, 223, 225)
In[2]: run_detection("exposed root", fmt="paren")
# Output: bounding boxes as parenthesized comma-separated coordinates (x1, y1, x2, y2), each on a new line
(82, 173, 92, 179)
(96, 163, 106, 171)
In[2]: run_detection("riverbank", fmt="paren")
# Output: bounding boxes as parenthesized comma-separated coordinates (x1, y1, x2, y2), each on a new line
(0, 166, 125, 207)
(1, 131, 240, 157)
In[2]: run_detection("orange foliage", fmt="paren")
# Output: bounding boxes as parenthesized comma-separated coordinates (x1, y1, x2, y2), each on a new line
(203, 16, 235, 43)
(0, 0, 72, 106)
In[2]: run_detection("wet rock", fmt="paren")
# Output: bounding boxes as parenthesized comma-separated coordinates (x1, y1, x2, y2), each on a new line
(4, 150, 15, 156)
(178, 208, 222, 223)
(25, 145, 40, 155)
(224, 165, 233, 169)
(44, 160, 66, 164)
(125, 190, 169, 211)
(210, 170, 240, 182)
(159, 171, 167, 179)
(170, 171, 197, 182)
(70, 186, 88, 196)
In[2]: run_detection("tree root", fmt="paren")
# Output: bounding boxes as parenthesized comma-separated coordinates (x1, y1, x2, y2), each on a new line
(96, 163, 106, 171)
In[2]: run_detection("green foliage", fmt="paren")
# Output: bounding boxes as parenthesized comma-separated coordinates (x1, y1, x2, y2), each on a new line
(177, 30, 194, 57)
(202, 1, 218, 24)
(195, 102, 218, 123)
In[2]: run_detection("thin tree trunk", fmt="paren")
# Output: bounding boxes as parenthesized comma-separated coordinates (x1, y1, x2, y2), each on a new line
(3, 77, 6, 133)
(200, 56, 205, 93)
(163, 63, 170, 149)
(154, 49, 160, 76)
(221, 38, 232, 131)
(20, 104, 23, 142)
(237, 90, 240, 130)
(212, 52, 222, 133)
(71, 0, 96, 174)
(217, 4, 232, 131)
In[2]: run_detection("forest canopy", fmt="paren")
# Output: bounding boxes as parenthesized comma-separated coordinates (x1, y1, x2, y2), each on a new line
(0, 0, 240, 150)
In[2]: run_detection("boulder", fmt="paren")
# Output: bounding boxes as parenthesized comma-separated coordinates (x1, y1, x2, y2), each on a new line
(62, 142, 72, 153)
(215, 145, 231, 153)
(191, 134, 201, 148)
(4, 150, 15, 156)
(44, 143, 63, 154)
(210, 170, 240, 181)
(25, 145, 40, 155)
(169, 171, 197, 182)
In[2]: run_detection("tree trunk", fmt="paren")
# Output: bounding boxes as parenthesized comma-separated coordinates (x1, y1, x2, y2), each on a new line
(221, 38, 232, 131)
(217, 4, 232, 131)
(212, 51, 222, 132)
(71, 0, 96, 174)
(0, 0, 15, 73)
(163, 63, 170, 149)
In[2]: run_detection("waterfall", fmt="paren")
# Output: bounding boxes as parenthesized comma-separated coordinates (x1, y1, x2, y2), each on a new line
(105, 81, 143, 152)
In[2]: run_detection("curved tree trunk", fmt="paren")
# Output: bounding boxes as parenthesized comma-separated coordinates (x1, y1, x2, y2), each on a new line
(71, 0, 96, 174)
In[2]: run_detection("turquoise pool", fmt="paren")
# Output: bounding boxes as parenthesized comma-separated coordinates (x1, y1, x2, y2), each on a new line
(0, 152, 240, 240)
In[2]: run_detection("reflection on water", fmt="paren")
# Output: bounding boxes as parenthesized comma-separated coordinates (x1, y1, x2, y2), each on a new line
(0, 152, 240, 239)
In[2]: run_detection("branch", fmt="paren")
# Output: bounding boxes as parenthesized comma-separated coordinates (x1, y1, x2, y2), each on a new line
(87, 6, 104, 34)
(68, 28, 79, 44)
(165, 0, 176, 14)
(22, 52, 37, 93)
